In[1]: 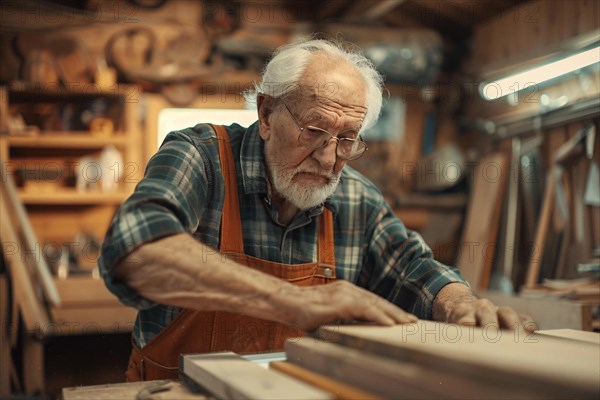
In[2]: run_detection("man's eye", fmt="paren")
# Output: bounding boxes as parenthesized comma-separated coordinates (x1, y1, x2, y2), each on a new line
(306, 128, 326, 136)
(340, 132, 359, 140)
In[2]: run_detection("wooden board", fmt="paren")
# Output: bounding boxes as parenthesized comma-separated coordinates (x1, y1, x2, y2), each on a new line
(479, 290, 594, 331)
(310, 321, 599, 399)
(525, 166, 558, 287)
(536, 329, 600, 345)
(0, 162, 60, 306)
(181, 352, 332, 400)
(0, 185, 50, 333)
(456, 152, 508, 288)
(63, 380, 204, 400)
(270, 361, 380, 400)
(565, 122, 592, 278)
(285, 336, 534, 399)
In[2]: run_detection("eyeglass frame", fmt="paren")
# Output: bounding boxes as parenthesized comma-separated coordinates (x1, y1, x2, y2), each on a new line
(281, 102, 368, 161)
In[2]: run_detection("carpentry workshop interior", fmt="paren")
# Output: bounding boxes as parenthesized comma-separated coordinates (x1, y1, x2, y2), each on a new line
(0, 0, 599, 399)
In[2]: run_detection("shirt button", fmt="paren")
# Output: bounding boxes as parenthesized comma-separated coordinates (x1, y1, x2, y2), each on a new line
(324, 267, 333, 278)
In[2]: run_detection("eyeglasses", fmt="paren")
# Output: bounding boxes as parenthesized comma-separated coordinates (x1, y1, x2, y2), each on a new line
(282, 103, 368, 161)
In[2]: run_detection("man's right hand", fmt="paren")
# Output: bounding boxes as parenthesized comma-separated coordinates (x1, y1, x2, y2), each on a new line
(284, 280, 418, 331)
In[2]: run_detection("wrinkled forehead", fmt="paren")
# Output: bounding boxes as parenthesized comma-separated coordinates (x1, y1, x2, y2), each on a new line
(284, 53, 367, 113)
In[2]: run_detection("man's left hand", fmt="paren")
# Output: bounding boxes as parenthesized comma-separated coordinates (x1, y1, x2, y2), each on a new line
(432, 283, 537, 332)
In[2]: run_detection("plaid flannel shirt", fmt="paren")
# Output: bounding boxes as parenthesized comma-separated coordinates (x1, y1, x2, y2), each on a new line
(99, 121, 468, 348)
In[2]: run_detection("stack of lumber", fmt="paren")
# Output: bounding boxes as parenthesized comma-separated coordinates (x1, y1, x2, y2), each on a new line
(521, 278, 600, 301)
(180, 321, 598, 399)
(285, 321, 599, 399)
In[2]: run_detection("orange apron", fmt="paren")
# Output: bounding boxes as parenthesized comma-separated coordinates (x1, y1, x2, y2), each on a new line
(125, 125, 337, 381)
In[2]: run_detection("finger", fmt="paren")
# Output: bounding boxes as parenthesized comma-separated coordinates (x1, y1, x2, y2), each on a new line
(360, 304, 396, 326)
(497, 306, 522, 330)
(475, 304, 500, 330)
(519, 314, 538, 332)
(381, 302, 418, 324)
(360, 291, 417, 324)
(449, 303, 477, 326)
(454, 310, 477, 326)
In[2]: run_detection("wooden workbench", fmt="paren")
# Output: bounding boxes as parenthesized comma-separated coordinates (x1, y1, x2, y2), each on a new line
(62, 380, 204, 400)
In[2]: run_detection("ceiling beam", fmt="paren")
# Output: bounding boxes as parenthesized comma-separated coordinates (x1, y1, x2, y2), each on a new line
(342, 0, 406, 23)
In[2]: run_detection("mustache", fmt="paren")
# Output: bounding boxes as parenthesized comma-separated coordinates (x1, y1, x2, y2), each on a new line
(293, 167, 338, 180)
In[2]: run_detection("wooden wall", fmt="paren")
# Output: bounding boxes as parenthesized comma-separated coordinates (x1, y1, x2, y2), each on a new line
(461, 0, 600, 288)
(465, 0, 600, 120)
(469, 0, 598, 70)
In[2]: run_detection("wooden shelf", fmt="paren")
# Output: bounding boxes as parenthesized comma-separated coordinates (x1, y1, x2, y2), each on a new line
(18, 190, 129, 205)
(49, 276, 136, 335)
(53, 276, 122, 306)
(3, 133, 127, 149)
(7, 82, 132, 102)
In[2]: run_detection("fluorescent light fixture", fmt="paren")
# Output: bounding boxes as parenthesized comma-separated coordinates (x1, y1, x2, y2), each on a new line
(480, 45, 600, 101)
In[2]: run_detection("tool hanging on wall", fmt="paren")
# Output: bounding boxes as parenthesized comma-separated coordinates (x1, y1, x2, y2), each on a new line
(525, 122, 597, 286)
(14, 36, 95, 87)
(105, 28, 221, 106)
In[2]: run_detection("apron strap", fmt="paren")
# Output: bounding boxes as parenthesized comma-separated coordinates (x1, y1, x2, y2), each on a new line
(318, 208, 336, 270)
(212, 124, 245, 254)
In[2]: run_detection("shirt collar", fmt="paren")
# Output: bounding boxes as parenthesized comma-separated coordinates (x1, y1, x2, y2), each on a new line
(239, 121, 340, 216)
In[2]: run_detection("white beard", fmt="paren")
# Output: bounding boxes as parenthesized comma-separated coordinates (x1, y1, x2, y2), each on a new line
(268, 163, 340, 210)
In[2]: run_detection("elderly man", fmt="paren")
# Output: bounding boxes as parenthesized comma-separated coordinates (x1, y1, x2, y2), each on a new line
(99, 39, 532, 381)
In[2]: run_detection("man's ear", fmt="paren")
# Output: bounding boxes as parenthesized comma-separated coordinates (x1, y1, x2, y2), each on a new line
(257, 93, 274, 140)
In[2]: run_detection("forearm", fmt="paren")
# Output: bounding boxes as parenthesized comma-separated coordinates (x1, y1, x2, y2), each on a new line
(114, 233, 418, 331)
(114, 233, 301, 325)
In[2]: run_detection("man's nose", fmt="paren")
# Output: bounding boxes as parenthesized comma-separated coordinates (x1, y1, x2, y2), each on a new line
(312, 138, 337, 169)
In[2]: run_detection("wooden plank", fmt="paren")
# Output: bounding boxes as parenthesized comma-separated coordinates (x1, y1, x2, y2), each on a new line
(457, 152, 508, 289)
(552, 165, 571, 279)
(565, 123, 591, 278)
(525, 166, 557, 287)
(479, 290, 593, 331)
(1, 162, 60, 306)
(286, 334, 540, 399)
(312, 321, 599, 398)
(181, 352, 332, 400)
(536, 329, 600, 345)
(270, 361, 381, 400)
(491, 138, 520, 291)
(0, 185, 50, 332)
(63, 380, 205, 400)
(286, 337, 494, 399)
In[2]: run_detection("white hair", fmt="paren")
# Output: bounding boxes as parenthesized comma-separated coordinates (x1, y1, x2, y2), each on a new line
(244, 39, 384, 133)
